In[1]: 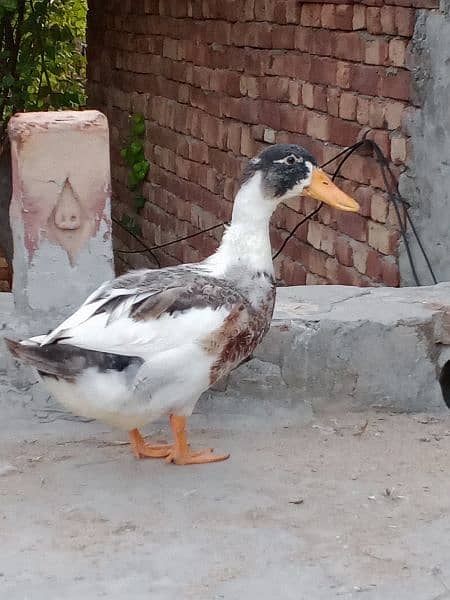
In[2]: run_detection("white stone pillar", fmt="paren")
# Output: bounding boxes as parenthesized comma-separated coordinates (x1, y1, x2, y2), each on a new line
(8, 111, 114, 320)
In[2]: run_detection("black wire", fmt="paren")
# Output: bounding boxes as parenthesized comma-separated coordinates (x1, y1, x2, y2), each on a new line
(112, 216, 161, 267)
(272, 204, 323, 261)
(114, 218, 227, 262)
(115, 137, 437, 286)
(367, 142, 420, 286)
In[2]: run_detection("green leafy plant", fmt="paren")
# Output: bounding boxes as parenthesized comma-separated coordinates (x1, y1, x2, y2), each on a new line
(0, 0, 87, 144)
(120, 113, 150, 237)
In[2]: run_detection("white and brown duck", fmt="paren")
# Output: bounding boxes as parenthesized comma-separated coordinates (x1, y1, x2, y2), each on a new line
(7, 144, 359, 465)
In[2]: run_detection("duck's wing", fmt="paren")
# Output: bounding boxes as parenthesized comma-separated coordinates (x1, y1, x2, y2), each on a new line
(38, 266, 252, 361)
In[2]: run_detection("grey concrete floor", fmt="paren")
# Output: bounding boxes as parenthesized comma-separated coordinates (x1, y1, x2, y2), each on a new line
(2, 404, 450, 600)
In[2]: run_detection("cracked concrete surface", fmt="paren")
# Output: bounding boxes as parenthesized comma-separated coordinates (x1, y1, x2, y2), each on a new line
(2, 409, 450, 599)
(2, 284, 450, 598)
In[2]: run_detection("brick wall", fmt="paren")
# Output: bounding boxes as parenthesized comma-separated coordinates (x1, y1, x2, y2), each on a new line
(87, 0, 439, 286)
(0, 246, 11, 291)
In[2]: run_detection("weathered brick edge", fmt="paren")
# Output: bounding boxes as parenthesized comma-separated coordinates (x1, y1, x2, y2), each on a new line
(87, 0, 439, 286)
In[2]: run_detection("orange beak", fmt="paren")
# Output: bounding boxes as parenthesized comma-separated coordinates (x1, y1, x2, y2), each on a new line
(302, 168, 360, 212)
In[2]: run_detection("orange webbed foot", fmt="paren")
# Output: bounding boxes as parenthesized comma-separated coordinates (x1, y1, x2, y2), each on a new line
(166, 415, 230, 466)
(128, 428, 173, 459)
(165, 447, 230, 465)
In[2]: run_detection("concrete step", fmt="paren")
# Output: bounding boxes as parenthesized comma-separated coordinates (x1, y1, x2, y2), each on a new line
(200, 283, 450, 418)
(3, 284, 450, 421)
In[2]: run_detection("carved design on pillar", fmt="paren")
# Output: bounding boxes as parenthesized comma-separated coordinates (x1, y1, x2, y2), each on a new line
(46, 177, 92, 265)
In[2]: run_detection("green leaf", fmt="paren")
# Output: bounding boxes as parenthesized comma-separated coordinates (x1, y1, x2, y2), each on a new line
(0, 0, 18, 12)
(2, 74, 15, 88)
(131, 114, 145, 137)
(129, 140, 143, 156)
(132, 159, 150, 181)
(127, 172, 139, 191)
(134, 195, 146, 212)
(120, 213, 132, 228)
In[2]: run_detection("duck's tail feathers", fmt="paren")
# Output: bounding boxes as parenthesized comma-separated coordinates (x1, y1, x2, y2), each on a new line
(5, 337, 143, 381)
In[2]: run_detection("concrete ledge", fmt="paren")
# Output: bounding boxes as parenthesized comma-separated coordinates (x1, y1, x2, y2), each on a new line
(200, 284, 450, 417)
(2, 284, 450, 421)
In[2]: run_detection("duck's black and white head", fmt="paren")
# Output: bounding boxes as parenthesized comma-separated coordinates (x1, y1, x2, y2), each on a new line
(209, 143, 359, 277)
(241, 143, 359, 212)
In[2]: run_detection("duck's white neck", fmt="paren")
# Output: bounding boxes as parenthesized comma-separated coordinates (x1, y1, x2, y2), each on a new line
(205, 172, 277, 277)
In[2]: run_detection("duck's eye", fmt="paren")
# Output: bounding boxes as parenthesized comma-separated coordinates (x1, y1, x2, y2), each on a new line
(286, 155, 296, 165)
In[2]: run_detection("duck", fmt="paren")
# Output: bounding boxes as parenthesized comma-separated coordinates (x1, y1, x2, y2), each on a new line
(6, 144, 359, 465)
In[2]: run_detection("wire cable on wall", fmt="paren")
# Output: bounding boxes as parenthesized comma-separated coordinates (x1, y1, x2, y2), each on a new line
(116, 136, 437, 286)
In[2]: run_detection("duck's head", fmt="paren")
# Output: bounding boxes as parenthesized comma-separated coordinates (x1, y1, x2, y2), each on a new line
(242, 144, 359, 213)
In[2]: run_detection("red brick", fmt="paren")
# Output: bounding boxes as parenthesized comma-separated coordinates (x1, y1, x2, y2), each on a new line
(371, 192, 389, 223)
(322, 4, 354, 30)
(306, 111, 331, 141)
(389, 38, 407, 67)
(264, 77, 290, 102)
(243, 48, 272, 75)
(259, 100, 281, 129)
(382, 260, 400, 287)
(354, 185, 372, 217)
(302, 83, 314, 108)
(240, 126, 256, 157)
(240, 75, 260, 99)
(395, 7, 416, 37)
(188, 139, 209, 164)
(369, 129, 391, 158)
(333, 32, 364, 62)
(220, 97, 260, 124)
(311, 28, 333, 56)
(365, 249, 383, 281)
(390, 134, 407, 164)
(231, 22, 273, 48)
(366, 8, 382, 34)
(365, 38, 389, 65)
(368, 98, 386, 128)
(307, 220, 336, 255)
(272, 25, 296, 49)
(336, 61, 351, 89)
(337, 212, 368, 242)
(380, 5, 397, 34)
(269, 53, 312, 80)
(339, 92, 357, 120)
(321, 4, 336, 28)
(327, 87, 341, 117)
(352, 5, 366, 30)
(280, 258, 307, 285)
(356, 96, 370, 125)
(301, 3, 322, 27)
(328, 117, 361, 147)
(380, 69, 411, 101)
(289, 81, 302, 105)
(310, 56, 337, 86)
(351, 240, 369, 274)
(384, 100, 406, 129)
(368, 221, 399, 255)
(306, 272, 328, 285)
(335, 235, 353, 267)
(294, 26, 312, 52)
(349, 63, 381, 96)
(280, 104, 307, 133)
(209, 69, 241, 97)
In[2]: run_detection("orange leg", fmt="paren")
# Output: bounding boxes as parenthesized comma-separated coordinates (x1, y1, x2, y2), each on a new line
(165, 414, 230, 465)
(128, 428, 172, 459)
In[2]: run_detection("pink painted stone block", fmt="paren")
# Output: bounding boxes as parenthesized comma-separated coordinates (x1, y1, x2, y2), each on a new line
(8, 110, 114, 315)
